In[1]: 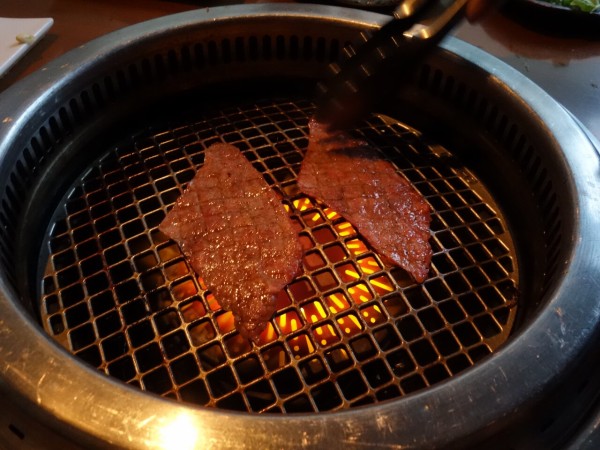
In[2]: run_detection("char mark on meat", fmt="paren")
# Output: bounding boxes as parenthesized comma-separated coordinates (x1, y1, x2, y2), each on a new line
(160, 143, 302, 342)
(297, 119, 432, 283)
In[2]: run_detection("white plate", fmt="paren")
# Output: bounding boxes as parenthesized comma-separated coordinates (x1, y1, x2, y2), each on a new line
(0, 17, 54, 78)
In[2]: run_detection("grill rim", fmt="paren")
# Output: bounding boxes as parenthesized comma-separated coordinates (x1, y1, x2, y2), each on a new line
(1, 4, 600, 449)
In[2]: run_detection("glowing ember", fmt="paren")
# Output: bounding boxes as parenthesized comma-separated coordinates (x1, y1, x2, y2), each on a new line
(338, 265, 360, 282)
(348, 283, 373, 304)
(216, 311, 235, 333)
(276, 310, 303, 335)
(205, 293, 221, 312)
(288, 334, 315, 359)
(337, 313, 363, 337)
(369, 275, 395, 294)
(293, 197, 314, 211)
(313, 323, 340, 347)
(301, 300, 328, 323)
(325, 293, 351, 314)
(345, 238, 369, 256)
(358, 256, 382, 275)
(361, 304, 386, 326)
(335, 221, 356, 237)
(345, 269, 360, 279)
(324, 208, 340, 220)
(257, 322, 278, 345)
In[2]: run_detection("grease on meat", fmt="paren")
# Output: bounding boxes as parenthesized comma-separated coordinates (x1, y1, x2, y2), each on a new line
(160, 143, 302, 341)
(297, 119, 432, 283)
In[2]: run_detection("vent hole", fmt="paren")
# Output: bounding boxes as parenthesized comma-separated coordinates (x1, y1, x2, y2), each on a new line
(289, 35, 299, 60)
(4, 186, 19, 217)
(21, 148, 35, 175)
(315, 36, 326, 62)
(276, 35, 286, 59)
(10, 170, 25, 198)
(48, 116, 62, 141)
(39, 125, 52, 149)
(247, 36, 258, 60)
(8, 424, 25, 440)
(58, 107, 72, 132)
(128, 63, 142, 85)
(167, 49, 179, 72)
(302, 36, 313, 60)
(80, 90, 94, 115)
(91, 83, 104, 108)
(154, 54, 167, 79)
(262, 35, 272, 60)
(233, 37, 245, 63)
(207, 40, 219, 65)
(220, 38, 232, 64)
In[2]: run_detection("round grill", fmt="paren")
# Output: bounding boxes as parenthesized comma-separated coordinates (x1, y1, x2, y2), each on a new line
(39, 98, 518, 412)
(1, 5, 599, 449)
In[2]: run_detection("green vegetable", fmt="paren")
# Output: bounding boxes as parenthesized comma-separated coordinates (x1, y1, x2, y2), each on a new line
(542, 0, 600, 13)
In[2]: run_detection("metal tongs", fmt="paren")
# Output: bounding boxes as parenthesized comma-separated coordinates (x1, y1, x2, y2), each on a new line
(314, 0, 470, 130)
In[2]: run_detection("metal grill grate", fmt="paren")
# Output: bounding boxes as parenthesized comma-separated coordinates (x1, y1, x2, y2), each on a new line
(40, 97, 518, 413)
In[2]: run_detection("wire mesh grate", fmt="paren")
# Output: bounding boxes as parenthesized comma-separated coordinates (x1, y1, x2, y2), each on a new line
(40, 97, 518, 413)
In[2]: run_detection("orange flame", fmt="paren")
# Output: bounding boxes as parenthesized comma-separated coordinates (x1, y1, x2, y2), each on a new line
(323, 208, 339, 220)
(301, 300, 328, 323)
(205, 293, 221, 311)
(337, 313, 363, 337)
(324, 293, 350, 314)
(369, 275, 395, 294)
(348, 283, 373, 304)
(357, 256, 382, 275)
(313, 323, 340, 347)
(258, 322, 278, 345)
(288, 334, 315, 359)
(361, 304, 386, 326)
(276, 311, 302, 335)
(216, 311, 235, 333)
(345, 238, 368, 256)
(293, 197, 314, 212)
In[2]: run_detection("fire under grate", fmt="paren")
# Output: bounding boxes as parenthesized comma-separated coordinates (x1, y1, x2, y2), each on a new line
(39, 97, 518, 413)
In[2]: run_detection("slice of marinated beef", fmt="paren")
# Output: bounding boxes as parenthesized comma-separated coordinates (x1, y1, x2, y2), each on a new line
(159, 143, 302, 341)
(297, 119, 432, 283)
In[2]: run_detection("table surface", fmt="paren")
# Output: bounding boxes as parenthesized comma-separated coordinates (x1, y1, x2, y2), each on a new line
(1, 0, 599, 140)
(0, 2, 599, 446)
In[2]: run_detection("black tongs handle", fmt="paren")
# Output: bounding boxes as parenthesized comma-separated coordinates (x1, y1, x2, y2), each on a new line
(314, 0, 469, 130)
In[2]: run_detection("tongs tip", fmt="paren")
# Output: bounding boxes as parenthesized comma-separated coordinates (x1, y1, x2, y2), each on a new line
(314, 0, 470, 131)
